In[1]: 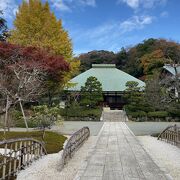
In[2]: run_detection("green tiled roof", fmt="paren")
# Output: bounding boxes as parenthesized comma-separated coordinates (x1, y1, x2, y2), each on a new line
(68, 64, 145, 92)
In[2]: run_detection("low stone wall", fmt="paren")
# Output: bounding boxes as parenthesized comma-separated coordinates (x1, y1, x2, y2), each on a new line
(129, 116, 180, 122)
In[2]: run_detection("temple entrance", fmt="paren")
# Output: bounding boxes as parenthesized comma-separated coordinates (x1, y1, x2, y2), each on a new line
(103, 92, 126, 110)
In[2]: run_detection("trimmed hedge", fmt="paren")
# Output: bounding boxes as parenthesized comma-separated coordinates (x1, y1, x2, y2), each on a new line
(127, 110, 180, 121)
(59, 106, 102, 119)
(147, 111, 169, 118)
(168, 107, 180, 117)
(128, 111, 169, 118)
(128, 111, 147, 118)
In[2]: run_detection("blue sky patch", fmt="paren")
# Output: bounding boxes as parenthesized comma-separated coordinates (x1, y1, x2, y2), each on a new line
(1, 0, 180, 55)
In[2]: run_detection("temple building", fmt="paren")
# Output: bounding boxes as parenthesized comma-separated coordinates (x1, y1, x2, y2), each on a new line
(161, 64, 180, 77)
(68, 64, 145, 109)
(160, 64, 180, 98)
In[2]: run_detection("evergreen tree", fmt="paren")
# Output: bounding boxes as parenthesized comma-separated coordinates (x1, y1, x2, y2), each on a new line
(124, 81, 151, 114)
(145, 77, 166, 111)
(80, 76, 103, 108)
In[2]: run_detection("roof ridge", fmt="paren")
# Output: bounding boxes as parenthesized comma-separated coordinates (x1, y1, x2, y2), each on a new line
(92, 64, 116, 68)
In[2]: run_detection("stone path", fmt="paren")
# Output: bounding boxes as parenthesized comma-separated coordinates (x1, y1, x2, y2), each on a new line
(102, 110, 126, 122)
(74, 114, 171, 180)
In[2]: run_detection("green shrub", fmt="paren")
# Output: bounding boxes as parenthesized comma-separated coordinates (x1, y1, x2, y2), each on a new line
(59, 106, 102, 119)
(11, 110, 38, 128)
(124, 104, 154, 113)
(168, 109, 180, 117)
(12, 110, 23, 122)
(30, 105, 63, 129)
(128, 111, 147, 117)
(80, 76, 103, 108)
(147, 111, 168, 118)
(14, 118, 39, 128)
(168, 103, 180, 117)
(82, 108, 102, 117)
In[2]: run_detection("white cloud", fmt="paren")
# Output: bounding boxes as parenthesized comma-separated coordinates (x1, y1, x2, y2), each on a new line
(160, 11, 169, 18)
(51, 0, 96, 11)
(0, 0, 96, 18)
(118, 0, 139, 9)
(120, 15, 153, 32)
(142, 0, 167, 9)
(79, 0, 96, 7)
(0, 0, 18, 18)
(51, 0, 71, 11)
(118, 0, 167, 10)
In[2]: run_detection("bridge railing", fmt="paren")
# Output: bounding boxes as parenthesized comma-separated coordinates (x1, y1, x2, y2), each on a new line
(60, 127, 90, 169)
(157, 124, 180, 147)
(0, 138, 47, 180)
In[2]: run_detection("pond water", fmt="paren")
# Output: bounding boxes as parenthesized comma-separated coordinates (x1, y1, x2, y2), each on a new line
(126, 121, 180, 136)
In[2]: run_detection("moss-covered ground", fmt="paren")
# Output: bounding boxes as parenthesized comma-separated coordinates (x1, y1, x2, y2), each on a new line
(0, 131, 67, 154)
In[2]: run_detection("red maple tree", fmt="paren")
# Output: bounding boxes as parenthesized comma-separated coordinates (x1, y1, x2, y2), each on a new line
(0, 42, 70, 130)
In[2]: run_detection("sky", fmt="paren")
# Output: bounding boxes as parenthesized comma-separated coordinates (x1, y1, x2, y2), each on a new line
(1, 0, 180, 55)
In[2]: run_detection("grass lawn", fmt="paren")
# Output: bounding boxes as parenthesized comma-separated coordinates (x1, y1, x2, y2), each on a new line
(0, 131, 67, 154)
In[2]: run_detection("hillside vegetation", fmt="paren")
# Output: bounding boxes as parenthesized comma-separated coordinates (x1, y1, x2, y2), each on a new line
(78, 38, 180, 79)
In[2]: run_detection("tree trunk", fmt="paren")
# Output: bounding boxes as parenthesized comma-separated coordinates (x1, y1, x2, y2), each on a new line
(6, 99, 10, 132)
(19, 100, 29, 131)
(42, 128, 45, 140)
(48, 91, 52, 107)
(3, 95, 9, 138)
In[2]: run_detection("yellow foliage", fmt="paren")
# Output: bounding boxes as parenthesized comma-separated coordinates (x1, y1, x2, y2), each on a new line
(63, 59, 81, 89)
(8, 0, 73, 60)
(8, 0, 80, 87)
(140, 49, 166, 75)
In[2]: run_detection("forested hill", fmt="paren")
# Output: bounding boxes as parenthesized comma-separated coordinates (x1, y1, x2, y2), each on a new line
(78, 38, 180, 80)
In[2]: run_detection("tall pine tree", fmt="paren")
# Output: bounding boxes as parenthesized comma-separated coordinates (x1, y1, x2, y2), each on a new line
(80, 77, 103, 108)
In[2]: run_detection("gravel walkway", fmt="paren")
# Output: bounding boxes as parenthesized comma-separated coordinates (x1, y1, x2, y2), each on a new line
(138, 136, 180, 180)
(17, 136, 98, 180)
